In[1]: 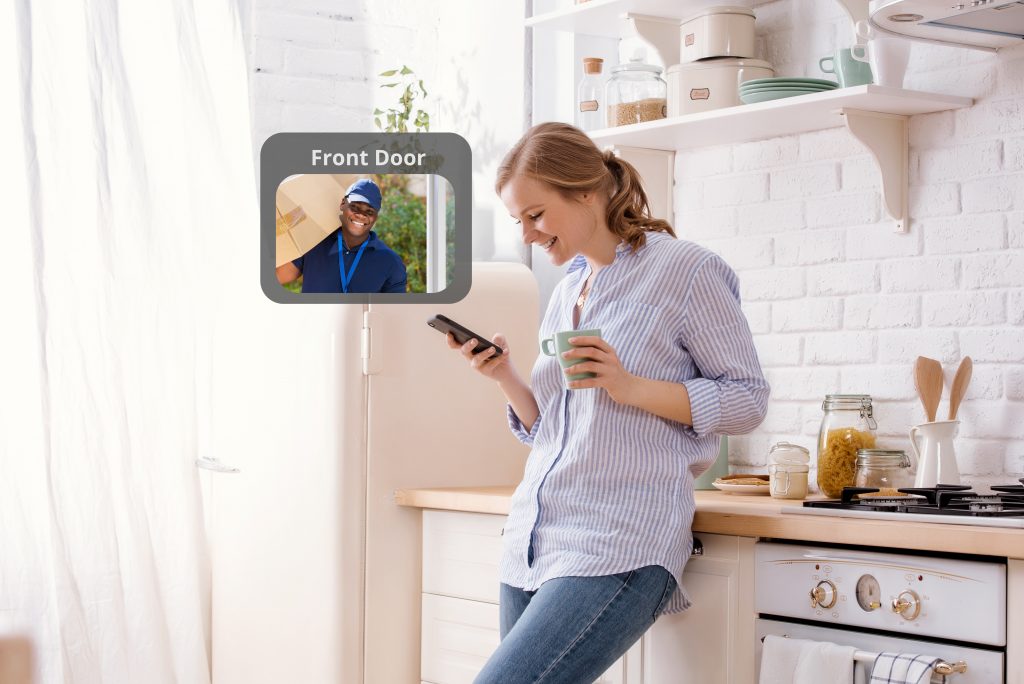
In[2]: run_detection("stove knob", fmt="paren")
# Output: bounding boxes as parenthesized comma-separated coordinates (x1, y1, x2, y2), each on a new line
(891, 590, 922, 620)
(810, 580, 837, 609)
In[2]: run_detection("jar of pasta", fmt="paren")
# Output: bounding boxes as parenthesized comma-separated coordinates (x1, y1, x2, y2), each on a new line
(817, 394, 878, 498)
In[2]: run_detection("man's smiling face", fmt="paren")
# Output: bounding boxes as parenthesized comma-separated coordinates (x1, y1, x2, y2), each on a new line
(340, 198, 379, 239)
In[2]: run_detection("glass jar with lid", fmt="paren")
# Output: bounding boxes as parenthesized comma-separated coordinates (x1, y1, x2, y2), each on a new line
(605, 58, 667, 127)
(768, 442, 810, 500)
(854, 449, 913, 494)
(817, 394, 878, 498)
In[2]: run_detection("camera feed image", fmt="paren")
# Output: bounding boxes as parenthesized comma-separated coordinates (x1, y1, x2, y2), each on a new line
(275, 173, 455, 294)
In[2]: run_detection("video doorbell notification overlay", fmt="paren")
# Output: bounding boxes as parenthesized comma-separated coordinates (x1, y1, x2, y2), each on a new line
(260, 132, 471, 304)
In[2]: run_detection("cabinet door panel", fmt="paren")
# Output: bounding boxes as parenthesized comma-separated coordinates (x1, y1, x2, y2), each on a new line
(421, 593, 500, 684)
(423, 510, 505, 604)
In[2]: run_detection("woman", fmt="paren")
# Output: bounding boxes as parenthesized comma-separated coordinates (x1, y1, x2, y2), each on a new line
(447, 122, 769, 683)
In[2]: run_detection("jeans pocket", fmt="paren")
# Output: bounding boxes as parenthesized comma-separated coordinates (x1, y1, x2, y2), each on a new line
(651, 572, 677, 621)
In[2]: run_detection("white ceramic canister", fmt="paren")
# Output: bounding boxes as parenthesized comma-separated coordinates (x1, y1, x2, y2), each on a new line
(768, 441, 810, 500)
(680, 6, 757, 63)
(666, 57, 774, 116)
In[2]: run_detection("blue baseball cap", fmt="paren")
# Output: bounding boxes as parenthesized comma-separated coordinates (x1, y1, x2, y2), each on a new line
(344, 179, 382, 211)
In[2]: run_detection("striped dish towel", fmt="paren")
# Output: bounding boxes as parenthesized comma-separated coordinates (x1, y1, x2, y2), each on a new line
(869, 652, 946, 684)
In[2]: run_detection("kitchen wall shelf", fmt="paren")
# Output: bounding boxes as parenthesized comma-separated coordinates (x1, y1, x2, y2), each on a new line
(589, 85, 973, 232)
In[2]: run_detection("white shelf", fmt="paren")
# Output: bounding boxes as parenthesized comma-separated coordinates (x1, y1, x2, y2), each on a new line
(588, 85, 971, 151)
(525, 0, 731, 37)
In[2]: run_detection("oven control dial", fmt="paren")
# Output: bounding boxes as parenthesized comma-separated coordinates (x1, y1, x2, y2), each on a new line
(891, 589, 922, 620)
(810, 580, 837, 609)
(855, 574, 882, 611)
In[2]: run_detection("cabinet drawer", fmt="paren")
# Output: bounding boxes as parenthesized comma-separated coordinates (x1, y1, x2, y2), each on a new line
(423, 510, 505, 604)
(421, 593, 501, 684)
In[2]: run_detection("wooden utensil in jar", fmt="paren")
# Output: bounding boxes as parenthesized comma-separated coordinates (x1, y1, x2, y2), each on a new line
(914, 356, 943, 423)
(947, 356, 973, 420)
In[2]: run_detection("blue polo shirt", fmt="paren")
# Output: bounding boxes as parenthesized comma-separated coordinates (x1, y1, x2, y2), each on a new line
(293, 229, 407, 294)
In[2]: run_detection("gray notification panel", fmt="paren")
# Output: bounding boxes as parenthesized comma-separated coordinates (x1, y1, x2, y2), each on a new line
(260, 132, 472, 304)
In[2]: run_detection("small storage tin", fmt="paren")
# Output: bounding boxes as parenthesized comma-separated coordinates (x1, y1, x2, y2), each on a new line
(680, 6, 757, 63)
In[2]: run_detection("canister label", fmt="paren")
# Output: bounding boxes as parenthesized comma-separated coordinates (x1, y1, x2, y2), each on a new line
(690, 88, 710, 100)
(579, 100, 599, 112)
(685, 33, 695, 46)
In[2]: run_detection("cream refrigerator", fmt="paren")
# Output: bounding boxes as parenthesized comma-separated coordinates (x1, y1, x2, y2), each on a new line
(201, 263, 537, 684)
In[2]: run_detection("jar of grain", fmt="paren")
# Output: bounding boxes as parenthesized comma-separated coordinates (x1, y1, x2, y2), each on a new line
(817, 394, 878, 498)
(605, 58, 667, 127)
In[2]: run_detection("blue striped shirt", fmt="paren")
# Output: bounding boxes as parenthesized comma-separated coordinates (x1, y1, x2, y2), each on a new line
(501, 231, 769, 614)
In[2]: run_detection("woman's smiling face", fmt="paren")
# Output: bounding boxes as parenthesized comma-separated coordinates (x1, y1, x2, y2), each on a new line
(500, 174, 598, 267)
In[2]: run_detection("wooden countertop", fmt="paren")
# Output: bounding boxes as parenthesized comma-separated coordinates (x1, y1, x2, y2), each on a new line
(394, 486, 1024, 560)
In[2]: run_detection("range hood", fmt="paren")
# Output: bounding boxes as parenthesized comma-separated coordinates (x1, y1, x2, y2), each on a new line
(870, 0, 1024, 50)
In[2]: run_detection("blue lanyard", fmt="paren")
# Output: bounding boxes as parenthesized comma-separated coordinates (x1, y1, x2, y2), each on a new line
(338, 234, 369, 293)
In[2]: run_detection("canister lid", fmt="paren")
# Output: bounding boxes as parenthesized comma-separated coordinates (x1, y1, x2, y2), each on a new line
(666, 58, 773, 73)
(856, 449, 911, 467)
(610, 60, 663, 75)
(680, 5, 756, 24)
(769, 441, 810, 465)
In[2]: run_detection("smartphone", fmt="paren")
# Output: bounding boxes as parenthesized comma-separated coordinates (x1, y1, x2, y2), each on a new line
(427, 314, 503, 356)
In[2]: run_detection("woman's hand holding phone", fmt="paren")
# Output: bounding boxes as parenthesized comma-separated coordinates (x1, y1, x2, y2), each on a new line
(446, 332, 514, 383)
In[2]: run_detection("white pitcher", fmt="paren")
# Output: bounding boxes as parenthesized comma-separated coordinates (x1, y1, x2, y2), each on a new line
(909, 420, 961, 488)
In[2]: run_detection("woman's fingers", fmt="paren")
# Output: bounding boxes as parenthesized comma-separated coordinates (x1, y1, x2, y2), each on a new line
(470, 346, 497, 369)
(561, 347, 610, 363)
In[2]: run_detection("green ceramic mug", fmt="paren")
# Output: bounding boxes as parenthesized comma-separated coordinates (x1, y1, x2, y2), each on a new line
(819, 48, 873, 87)
(540, 328, 602, 385)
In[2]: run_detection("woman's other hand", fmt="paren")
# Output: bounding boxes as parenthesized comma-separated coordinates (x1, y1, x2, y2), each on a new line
(447, 333, 514, 383)
(560, 336, 638, 404)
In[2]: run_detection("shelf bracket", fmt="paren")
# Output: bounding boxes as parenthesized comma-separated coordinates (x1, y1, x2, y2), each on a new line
(624, 14, 680, 68)
(840, 108, 909, 233)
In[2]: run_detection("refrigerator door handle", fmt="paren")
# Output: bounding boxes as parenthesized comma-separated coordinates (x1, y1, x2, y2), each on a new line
(195, 456, 240, 473)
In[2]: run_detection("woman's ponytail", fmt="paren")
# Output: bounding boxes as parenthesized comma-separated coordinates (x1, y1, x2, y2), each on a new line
(601, 151, 675, 251)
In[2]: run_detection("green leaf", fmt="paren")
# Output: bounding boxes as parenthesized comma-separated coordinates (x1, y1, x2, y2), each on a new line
(373, 108, 383, 115)
(374, 117, 381, 130)
(399, 65, 413, 75)
(419, 80, 427, 97)
(379, 69, 398, 77)
(381, 82, 398, 88)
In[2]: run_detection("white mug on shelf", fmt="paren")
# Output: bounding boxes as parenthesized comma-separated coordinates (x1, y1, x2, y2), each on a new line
(854, 20, 910, 88)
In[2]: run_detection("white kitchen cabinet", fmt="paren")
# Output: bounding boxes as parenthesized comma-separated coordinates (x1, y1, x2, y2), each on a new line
(420, 511, 754, 684)
(1009, 560, 1023, 684)
(643, 534, 756, 684)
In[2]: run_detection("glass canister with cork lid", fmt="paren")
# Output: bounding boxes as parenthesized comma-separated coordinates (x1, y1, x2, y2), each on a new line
(768, 442, 810, 500)
(817, 394, 878, 498)
(605, 58, 667, 127)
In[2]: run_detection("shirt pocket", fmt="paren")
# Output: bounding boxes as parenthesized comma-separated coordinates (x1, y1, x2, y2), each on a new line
(598, 299, 663, 376)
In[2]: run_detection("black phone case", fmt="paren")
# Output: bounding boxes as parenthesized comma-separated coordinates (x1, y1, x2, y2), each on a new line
(427, 315, 503, 356)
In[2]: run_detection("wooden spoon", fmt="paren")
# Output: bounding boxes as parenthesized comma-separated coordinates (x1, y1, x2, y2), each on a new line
(947, 356, 973, 420)
(914, 356, 944, 423)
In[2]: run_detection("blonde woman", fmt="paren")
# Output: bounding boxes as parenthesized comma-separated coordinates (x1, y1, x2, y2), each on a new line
(447, 122, 769, 683)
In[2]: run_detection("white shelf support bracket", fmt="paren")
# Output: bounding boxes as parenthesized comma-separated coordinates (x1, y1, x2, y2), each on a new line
(841, 108, 910, 233)
(624, 14, 680, 67)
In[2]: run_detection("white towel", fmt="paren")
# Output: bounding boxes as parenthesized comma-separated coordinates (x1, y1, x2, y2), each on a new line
(869, 652, 945, 684)
(760, 636, 856, 684)
(793, 641, 857, 684)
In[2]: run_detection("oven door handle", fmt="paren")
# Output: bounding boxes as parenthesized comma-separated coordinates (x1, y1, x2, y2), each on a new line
(760, 636, 968, 678)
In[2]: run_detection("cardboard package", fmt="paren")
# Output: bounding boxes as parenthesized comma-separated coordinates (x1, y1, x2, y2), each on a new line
(275, 174, 362, 267)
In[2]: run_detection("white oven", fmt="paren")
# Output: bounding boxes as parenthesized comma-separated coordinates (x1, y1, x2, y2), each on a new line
(754, 542, 1007, 683)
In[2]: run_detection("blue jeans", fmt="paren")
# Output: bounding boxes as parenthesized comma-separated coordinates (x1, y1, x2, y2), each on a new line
(474, 565, 676, 684)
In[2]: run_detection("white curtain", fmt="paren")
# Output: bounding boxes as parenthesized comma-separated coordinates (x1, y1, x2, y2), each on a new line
(0, 1, 257, 682)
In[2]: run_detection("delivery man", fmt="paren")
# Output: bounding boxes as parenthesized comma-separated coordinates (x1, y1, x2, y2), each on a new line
(276, 179, 408, 293)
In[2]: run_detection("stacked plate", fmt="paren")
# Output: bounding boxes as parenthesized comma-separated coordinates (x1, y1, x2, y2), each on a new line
(739, 77, 838, 104)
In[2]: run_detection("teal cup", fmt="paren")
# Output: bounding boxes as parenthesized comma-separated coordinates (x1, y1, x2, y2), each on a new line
(541, 328, 601, 385)
(819, 48, 873, 87)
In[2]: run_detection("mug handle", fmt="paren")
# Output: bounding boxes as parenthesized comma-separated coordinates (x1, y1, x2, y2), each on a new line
(851, 43, 870, 64)
(541, 338, 556, 356)
(819, 56, 835, 74)
(855, 19, 874, 43)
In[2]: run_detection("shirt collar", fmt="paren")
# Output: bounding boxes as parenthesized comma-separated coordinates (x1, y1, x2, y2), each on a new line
(566, 240, 631, 275)
(336, 228, 379, 252)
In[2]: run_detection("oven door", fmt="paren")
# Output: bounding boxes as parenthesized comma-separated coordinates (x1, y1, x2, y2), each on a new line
(755, 618, 1004, 684)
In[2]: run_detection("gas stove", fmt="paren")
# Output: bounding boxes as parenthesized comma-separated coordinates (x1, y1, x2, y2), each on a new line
(782, 480, 1024, 528)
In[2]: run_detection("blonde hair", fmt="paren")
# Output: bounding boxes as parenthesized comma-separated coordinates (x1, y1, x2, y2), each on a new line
(495, 122, 675, 251)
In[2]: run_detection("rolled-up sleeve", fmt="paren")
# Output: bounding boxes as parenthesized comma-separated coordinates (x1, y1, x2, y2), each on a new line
(506, 404, 541, 446)
(680, 255, 770, 437)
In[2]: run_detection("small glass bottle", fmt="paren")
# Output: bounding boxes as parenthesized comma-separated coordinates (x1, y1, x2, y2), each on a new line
(817, 394, 878, 498)
(768, 442, 810, 500)
(605, 58, 667, 127)
(576, 58, 604, 132)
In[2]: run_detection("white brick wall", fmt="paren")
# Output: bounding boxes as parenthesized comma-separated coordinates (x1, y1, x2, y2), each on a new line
(708, 0, 1024, 489)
